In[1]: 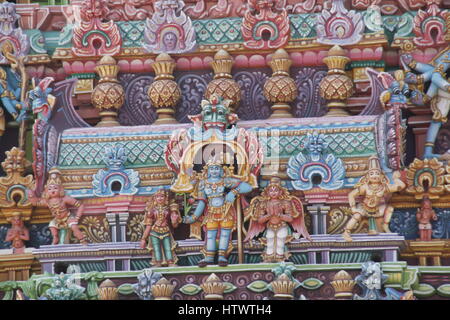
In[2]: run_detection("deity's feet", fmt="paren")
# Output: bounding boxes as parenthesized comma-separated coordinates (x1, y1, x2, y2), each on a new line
(218, 257, 228, 267)
(198, 258, 214, 268)
(152, 261, 162, 267)
(167, 260, 176, 267)
(342, 231, 353, 242)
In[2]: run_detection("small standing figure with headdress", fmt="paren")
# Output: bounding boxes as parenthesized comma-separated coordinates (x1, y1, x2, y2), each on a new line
(244, 177, 311, 263)
(5, 212, 29, 254)
(416, 197, 438, 241)
(343, 156, 406, 242)
(27, 168, 87, 245)
(140, 189, 181, 267)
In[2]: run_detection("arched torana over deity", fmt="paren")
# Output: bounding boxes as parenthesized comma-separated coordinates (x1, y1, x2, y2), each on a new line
(165, 95, 263, 266)
(143, 0, 196, 54)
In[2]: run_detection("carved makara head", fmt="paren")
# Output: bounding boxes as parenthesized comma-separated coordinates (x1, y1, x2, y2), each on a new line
(2, 147, 26, 175)
(305, 131, 327, 162)
(189, 95, 237, 131)
(103, 145, 127, 171)
(134, 269, 163, 300)
(0, 2, 19, 36)
(360, 261, 383, 290)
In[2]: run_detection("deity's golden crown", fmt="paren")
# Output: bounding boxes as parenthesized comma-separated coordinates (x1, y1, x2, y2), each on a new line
(268, 177, 282, 186)
(367, 156, 382, 172)
(46, 167, 62, 186)
(205, 151, 234, 167)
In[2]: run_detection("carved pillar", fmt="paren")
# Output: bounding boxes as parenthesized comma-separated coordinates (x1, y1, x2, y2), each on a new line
(319, 45, 354, 117)
(307, 204, 330, 235)
(92, 56, 125, 127)
(105, 211, 129, 243)
(105, 213, 117, 242)
(147, 53, 181, 125)
(263, 49, 298, 119)
(205, 49, 241, 113)
(118, 212, 129, 242)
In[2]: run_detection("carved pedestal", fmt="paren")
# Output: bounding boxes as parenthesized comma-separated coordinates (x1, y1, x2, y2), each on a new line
(0, 251, 37, 282)
(409, 240, 447, 266)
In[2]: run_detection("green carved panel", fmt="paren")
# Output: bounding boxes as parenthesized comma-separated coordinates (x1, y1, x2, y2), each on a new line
(194, 17, 243, 44)
(58, 139, 167, 169)
(130, 259, 151, 271)
(118, 21, 146, 47)
(330, 251, 374, 264)
(290, 14, 317, 39)
(259, 131, 376, 159)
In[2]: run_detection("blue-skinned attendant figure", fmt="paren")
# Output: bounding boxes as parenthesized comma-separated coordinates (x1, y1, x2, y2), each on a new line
(183, 160, 252, 267)
(401, 48, 450, 158)
(0, 66, 26, 121)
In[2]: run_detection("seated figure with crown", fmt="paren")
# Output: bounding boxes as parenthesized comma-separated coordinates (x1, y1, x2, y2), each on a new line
(244, 177, 311, 263)
(27, 168, 88, 245)
(343, 156, 406, 242)
(183, 154, 253, 267)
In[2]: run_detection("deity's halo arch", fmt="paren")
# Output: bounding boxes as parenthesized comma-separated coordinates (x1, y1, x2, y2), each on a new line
(170, 139, 251, 193)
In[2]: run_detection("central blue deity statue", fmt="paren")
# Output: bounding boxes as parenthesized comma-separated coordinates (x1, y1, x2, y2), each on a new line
(183, 159, 252, 267)
(166, 94, 263, 267)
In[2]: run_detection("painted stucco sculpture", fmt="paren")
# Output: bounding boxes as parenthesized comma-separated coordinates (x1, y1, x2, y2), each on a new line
(287, 131, 345, 191)
(343, 156, 406, 241)
(0, 0, 449, 302)
(143, 0, 196, 54)
(244, 177, 311, 262)
(401, 47, 450, 158)
(28, 168, 88, 245)
(140, 189, 181, 267)
(241, 0, 290, 50)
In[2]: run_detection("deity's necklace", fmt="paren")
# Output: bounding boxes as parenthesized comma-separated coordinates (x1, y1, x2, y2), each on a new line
(48, 198, 64, 216)
(368, 182, 385, 194)
(206, 180, 224, 193)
